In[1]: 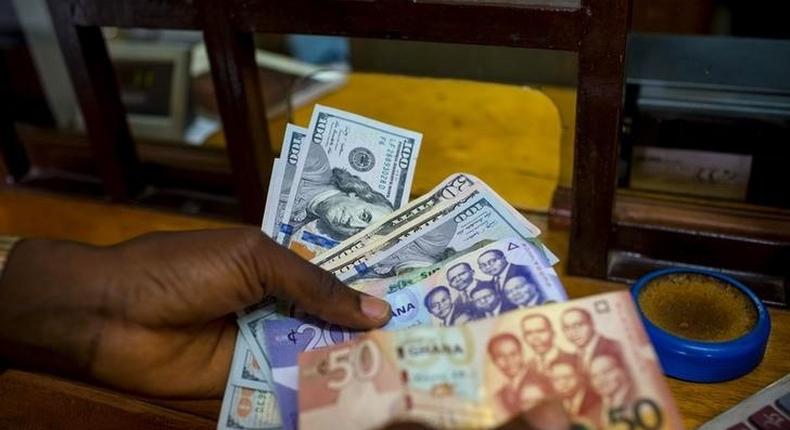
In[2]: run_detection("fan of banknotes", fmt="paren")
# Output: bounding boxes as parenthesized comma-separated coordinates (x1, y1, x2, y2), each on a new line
(218, 106, 683, 430)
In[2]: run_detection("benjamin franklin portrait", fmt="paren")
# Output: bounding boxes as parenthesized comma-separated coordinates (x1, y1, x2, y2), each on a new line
(287, 144, 395, 242)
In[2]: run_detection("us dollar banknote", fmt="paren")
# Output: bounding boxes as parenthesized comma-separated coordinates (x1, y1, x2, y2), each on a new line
(298, 291, 683, 430)
(276, 105, 422, 258)
(261, 158, 284, 237)
(229, 333, 273, 391)
(310, 173, 478, 269)
(329, 185, 548, 283)
(237, 297, 285, 384)
(217, 333, 282, 430)
(217, 384, 282, 430)
(262, 125, 308, 237)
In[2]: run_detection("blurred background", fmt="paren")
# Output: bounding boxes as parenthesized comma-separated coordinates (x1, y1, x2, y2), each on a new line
(1, 0, 789, 223)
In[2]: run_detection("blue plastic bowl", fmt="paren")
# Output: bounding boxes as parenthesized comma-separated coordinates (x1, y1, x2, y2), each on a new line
(631, 268, 771, 383)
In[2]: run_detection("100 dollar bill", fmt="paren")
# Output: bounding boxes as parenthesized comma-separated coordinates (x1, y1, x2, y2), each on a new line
(218, 333, 282, 430)
(277, 105, 422, 258)
(261, 158, 283, 237)
(237, 297, 287, 385)
(217, 385, 281, 430)
(262, 125, 308, 237)
(299, 291, 683, 430)
(229, 333, 273, 391)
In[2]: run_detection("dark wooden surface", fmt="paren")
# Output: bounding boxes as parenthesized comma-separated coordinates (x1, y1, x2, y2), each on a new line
(19, 125, 232, 189)
(18, 125, 242, 218)
(70, 0, 200, 29)
(47, 0, 141, 201)
(613, 223, 790, 277)
(553, 185, 790, 306)
(614, 189, 790, 241)
(233, 0, 586, 51)
(554, 185, 790, 240)
(631, 0, 714, 33)
(0, 369, 215, 430)
(200, 0, 273, 224)
(566, 0, 631, 277)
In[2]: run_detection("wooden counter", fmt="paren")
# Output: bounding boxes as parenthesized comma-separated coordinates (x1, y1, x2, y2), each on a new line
(0, 188, 788, 429)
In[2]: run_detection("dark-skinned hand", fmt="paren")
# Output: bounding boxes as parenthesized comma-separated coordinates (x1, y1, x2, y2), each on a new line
(0, 228, 572, 429)
(0, 228, 391, 398)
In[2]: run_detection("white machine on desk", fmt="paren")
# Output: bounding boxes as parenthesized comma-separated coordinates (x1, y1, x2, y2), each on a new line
(699, 373, 790, 430)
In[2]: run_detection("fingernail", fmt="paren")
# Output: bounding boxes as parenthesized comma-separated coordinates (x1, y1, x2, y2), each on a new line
(360, 295, 391, 321)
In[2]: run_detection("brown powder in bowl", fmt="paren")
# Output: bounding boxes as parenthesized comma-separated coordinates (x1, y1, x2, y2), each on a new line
(638, 273, 758, 342)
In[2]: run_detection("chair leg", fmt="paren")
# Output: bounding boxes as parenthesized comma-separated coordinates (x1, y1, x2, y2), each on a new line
(200, 0, 273, 224)
(567, 0, 631, 278)
(47, 0, 141, 201)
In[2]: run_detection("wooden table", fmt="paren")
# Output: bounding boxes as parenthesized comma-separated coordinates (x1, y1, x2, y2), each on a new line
(0, 188, 788, 429)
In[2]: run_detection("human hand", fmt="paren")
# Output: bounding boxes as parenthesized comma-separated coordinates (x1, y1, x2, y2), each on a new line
(0, 228, 391, 398)
(381, 399, 572, 430)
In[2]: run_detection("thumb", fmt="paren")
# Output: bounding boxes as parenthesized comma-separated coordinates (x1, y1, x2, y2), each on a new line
(248, 230, 391, 329)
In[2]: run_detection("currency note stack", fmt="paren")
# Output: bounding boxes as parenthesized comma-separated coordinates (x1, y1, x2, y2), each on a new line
(221, 105, 569, 429)
(218, 105, 682, 430)
(220, 104, 425, 429)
